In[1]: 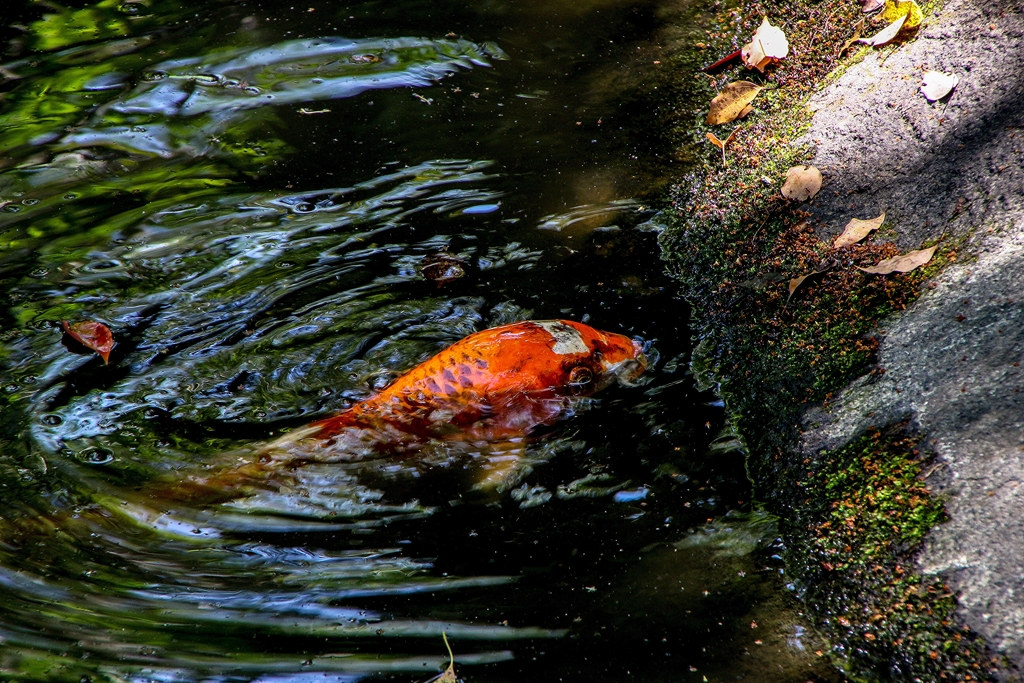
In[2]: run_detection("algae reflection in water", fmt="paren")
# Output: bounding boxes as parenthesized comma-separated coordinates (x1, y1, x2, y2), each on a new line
(0, 0, 836, 681)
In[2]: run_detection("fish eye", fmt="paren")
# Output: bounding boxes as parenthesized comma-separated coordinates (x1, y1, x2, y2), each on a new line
(569, 366, 593, 385)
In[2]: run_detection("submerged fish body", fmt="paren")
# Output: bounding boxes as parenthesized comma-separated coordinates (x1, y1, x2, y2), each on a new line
(169, 320, 646, 500)
(278, 319, 647, 461)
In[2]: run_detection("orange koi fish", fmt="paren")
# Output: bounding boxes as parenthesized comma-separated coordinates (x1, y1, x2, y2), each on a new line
(170, 320, 647, 500)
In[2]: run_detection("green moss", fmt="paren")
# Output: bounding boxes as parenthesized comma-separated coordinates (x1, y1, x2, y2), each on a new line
(658, 0, 992, 680)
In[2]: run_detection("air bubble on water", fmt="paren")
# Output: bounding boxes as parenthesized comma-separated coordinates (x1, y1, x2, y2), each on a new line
(142, 71, 168, 82)
(22, 198, 39, 206)
(41, 414, 63, 426)
(77, 447, 115, 465)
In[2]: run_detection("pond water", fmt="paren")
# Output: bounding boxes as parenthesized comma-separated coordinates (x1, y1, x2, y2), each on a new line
(0, 1, 838, 681)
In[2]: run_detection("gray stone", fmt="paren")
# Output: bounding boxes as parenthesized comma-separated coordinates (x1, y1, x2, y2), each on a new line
(793, 0, 1024, 671)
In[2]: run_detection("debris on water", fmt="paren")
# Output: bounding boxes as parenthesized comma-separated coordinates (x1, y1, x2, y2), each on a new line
(61, 320, 115, 364)
(420, 250, 467, 287)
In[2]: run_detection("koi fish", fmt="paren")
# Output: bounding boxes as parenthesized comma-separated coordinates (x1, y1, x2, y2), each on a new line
(168, 320, 647, 500)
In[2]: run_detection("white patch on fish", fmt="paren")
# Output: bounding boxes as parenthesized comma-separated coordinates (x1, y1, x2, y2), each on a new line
(533, 321, 590, 355)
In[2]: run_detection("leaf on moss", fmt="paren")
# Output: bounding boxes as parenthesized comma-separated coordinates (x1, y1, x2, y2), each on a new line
(881, 0, 923, 29)
(862, 0, 885, 12)
(741, 17, 789, 72)
(706, 126, 740, 164)
(858, 13, 907, 47)
(62, 320, 115, 364)
(858, 246, 937, 274)
(781, 165, 822, 201)
(920, 71, 958, 102)
(839, 18, 866, 57)
(834, 212, 885, 248)
(787, 264, 833, 305)
(706, 81, 763, 125)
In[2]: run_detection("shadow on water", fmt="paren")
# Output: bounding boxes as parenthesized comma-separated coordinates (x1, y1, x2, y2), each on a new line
(0, 0, 840, 681)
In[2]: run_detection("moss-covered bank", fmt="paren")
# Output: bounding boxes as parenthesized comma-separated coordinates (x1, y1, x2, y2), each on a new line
(657, 0, 997, 679)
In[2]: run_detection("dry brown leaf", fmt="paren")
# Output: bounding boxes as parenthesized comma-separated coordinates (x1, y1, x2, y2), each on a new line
(858, 246, 937, 274)
(881, 0, 922, 28)
(738, 104, 754, 119)
(781, 165, 822, 201)
(862, 0, 885, 12)
(859, 13, 907, 47)
(839, 19, 866, 57)
(920, 71, 958, 102)
(706, 126, 740, 164)
(62, 320, 115, 364)
(834, 212, 885, 248)
(425, 633, 459, 683)
(787, 264, 833, 305)
(741, 17, 789, 72)
(706, 81, 763, 125)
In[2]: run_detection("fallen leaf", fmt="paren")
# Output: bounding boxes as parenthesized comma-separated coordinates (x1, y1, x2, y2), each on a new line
(741, 17, 789, 72)
(858, 246, 937, 274)
(787, 264, 833, 305)
(862, 0, 885, 11)
(881, 0, 923, 29)
(920, 71, 958, 102)
(839, 19, 866, 57)
(834, 212, 885, 248)
(706, 126, 740, 164)
(781, 165, 822, 201)
(706, 81, 763, 125)
(420, 250, 467, 287)
(702, 48, 742, 73)
(858, 13, 907, 47)
(62, 320, 115, 364)
(425, 633, 459, 683)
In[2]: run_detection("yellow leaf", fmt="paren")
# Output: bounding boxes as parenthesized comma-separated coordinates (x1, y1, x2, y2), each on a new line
(834, 212, 885, 248)
(881, 0, 923, 28)
(858, 13, 907, 47)
(741, 17, 789, 72)
(706, 126, 740, 164)
(706, 81, 763, 125)
(781, 165, 822, 201)
(857, 246, 937, 274)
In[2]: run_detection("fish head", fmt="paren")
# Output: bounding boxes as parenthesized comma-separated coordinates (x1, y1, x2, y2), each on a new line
(527, 320, 648, 395)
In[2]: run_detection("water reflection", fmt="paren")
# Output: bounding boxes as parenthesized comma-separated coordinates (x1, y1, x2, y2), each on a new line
(0, 0, 836, 681)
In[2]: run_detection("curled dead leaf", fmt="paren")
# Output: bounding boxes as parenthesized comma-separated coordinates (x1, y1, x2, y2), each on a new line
(741, 17, 789, 72)
(857, 246, 937, 274)
(420, 250, 467, 287)
(781, 165, 822, 202)
(787, 262, 833, 305)
(920, 71, 958, 102)
(424, 633, 459, 683)
(62, 320, 115, 364)
(859, 13, 907, 47)
(706, 126, 740, 164)
(834, 212, 885, 248)
(706, 81, 763, 125)
(839, 18, 866, 57)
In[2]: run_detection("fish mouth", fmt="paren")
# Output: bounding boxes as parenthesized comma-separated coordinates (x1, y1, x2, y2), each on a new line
(604, 343, 649, 388)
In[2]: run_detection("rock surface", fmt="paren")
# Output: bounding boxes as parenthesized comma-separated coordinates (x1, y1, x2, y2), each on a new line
(794, 0, 1024, 673)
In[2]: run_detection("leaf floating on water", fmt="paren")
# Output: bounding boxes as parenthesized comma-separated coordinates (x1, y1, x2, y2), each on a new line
(62, 320, 115, 364)
(741, 17, 789, 72)
(421, 250, 467, 287)
(834, 212, 885, 248)
(706, 81, 763, 125)
(858, 246, 937, 274)
(920, 71, 959, 102)
(706, 126, 741, 164)
(425, 632, 460, 683)
(781, 165, 822, 201)
(858, 13, 908, 47)
(881, 0, 923, 29)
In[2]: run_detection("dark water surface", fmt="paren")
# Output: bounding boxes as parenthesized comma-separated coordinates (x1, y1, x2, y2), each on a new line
(0, 1, 836, 681)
